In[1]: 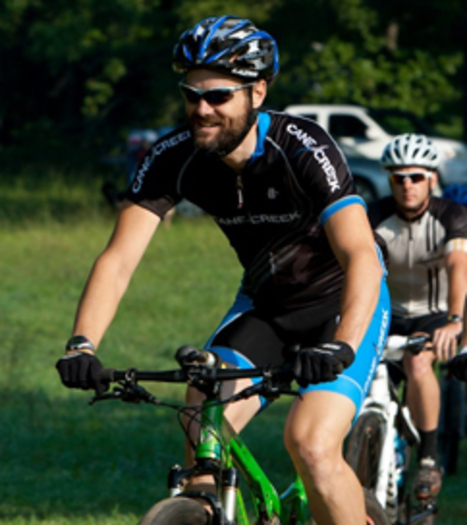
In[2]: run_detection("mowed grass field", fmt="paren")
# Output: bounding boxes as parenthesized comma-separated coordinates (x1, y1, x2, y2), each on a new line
(0, 175, 466, 524)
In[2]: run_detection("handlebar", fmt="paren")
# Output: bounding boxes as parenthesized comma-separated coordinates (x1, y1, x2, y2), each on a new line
(384, 334, 431, 361)
(98, 362, 291, 385)
(92, 345, 297, 406)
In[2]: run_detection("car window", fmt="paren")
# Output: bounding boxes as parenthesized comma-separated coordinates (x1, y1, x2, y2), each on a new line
(329, 115, 368, 139)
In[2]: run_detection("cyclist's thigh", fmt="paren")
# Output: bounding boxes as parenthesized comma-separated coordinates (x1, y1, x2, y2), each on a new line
(287, 389, 356, 447)
(206, 293, 287, 418)
(300, 277, 391, 420)
(414, 312, 448, 336)
(207, 291, 286, 368)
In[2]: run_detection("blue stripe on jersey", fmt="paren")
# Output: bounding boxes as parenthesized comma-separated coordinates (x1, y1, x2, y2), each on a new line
(299, 274, 391, 422)
(249, 112, 271, 163)
(320, 195, 367, 226)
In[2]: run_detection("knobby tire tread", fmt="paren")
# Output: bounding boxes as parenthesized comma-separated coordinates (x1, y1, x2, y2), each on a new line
(138, 497, 212, 525)
(346, 411, 386, 490)
(364, 489, 391, 525)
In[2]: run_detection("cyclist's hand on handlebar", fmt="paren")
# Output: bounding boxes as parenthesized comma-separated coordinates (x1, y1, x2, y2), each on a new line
(432, 323, 462, 361)
(449, 348, 467, 382)
(292, 341, 355, 387)
(55, 351, 109, 394)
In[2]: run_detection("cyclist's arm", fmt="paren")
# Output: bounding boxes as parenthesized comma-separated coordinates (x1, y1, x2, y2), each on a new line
(324, 203, 384, 352)
(71, 201, 161, 349)
(432, 246, 467, 359)
(445, 244, 467, 320)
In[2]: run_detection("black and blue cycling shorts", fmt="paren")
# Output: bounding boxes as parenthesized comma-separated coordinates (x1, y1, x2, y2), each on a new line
(205, 276, 391, 418)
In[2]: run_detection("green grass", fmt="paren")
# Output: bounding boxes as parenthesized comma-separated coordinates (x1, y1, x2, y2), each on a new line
(0, 185, 466, 523)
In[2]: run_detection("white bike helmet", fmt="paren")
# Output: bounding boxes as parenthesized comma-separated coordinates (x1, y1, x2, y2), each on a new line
(380, 133, 440, 170)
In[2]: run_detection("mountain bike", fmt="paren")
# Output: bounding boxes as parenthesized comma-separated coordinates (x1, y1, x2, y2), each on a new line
(345, 335, 437, 525)
(91, 344, 389, 525)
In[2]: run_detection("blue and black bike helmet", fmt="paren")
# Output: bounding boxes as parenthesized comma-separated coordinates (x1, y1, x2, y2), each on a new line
(173, 15, 279, 83)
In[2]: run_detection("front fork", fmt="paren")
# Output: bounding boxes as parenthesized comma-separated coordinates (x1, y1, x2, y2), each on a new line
(167, 400, 240, 524)
(167, 462, 240, 524)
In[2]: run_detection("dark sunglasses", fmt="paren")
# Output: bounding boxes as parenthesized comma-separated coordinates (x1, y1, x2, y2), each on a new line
(178, 81, 256, 106)
(390, 172, 433, 185)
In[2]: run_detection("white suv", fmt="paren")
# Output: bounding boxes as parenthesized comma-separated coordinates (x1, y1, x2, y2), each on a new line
(284, 104, 467, 188)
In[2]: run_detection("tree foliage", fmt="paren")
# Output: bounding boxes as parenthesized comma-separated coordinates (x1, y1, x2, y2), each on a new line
(0, 0, 465, 155)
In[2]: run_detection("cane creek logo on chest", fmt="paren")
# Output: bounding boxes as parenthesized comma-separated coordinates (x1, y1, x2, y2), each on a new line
(287, 123, 341, 192)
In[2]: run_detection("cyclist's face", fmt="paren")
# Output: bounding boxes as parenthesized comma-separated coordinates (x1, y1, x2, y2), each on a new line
(389, 166, 437, 217)
(183, 69, 265, 157)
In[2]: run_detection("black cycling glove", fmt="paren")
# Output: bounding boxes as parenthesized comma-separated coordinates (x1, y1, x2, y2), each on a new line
(292, 341, 355, 387)
(450, 350, 467, 382)
(56, 352, 108, 394)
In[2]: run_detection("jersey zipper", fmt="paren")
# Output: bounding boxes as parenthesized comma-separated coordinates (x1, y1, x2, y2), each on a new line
(408, 223, 415, 312)
(236, 174, 244, 209)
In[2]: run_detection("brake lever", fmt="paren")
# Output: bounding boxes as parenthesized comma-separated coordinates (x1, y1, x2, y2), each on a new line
(89, 383, 160, 406)
(227, 379, 300, 404)
(89, 388, 126, 405)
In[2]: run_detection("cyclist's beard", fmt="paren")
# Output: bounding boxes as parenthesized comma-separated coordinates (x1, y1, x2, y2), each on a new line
(398, 192, 431, 217)
(189, 105, 258, 158)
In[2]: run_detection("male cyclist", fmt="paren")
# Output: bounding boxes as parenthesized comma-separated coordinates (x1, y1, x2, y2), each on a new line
(368, 133, 467, 501)
(56, 15, 390, 525)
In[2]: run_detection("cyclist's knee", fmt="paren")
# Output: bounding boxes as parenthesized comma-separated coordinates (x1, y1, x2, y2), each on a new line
(284, 425, 342, 485)
(186, 385, 205, 405)
(403, 349, 435, 380)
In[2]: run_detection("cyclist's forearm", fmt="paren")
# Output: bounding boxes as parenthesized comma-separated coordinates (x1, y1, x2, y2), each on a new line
(71, 251, 133, 349)
(446, 252, 467, 319)
(334, 250, 383, 352)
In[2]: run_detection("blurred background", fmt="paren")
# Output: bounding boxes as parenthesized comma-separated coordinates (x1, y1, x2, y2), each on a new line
(1, 0, 467, 189)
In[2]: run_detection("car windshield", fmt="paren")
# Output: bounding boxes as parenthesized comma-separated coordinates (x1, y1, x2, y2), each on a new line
(367, 109, 442, 137)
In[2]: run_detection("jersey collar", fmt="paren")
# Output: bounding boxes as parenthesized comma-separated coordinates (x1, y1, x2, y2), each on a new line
(248, 111, 271, 164)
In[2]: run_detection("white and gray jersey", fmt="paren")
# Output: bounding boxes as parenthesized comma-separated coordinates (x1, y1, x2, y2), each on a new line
(369, 196, 467, 317)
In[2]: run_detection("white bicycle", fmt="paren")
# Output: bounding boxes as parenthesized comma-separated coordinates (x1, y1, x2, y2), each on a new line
(345, 334, 437, 525)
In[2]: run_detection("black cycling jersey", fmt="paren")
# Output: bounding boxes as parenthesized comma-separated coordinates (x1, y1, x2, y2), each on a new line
(126, 111, 370, 312)
(369, 196, 467, 317)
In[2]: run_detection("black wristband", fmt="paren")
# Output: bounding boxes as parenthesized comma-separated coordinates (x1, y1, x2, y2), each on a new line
(447, 314, 462, 323)
(65, 335, 95, 352)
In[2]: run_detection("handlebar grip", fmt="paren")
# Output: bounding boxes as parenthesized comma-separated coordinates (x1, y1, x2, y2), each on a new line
(99, 368, 116, 382)
(406, 334, 431, 349)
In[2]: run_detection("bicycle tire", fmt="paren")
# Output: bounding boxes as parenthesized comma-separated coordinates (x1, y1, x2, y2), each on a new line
(346, 411, 386, 490)
(138, 497, 212, 525)
(364, 489, 390, 525)
(346, 412, 400, 524)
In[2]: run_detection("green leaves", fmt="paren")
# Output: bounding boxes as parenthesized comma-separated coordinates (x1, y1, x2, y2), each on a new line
(0, 0, 465, 150)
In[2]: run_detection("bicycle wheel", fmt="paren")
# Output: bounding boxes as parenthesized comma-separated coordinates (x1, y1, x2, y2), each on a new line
(138, 497, 212, 525)
(346, 411, 386, 490)
(364, 489, 390, 525)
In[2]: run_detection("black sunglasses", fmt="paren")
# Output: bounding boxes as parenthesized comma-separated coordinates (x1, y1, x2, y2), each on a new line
(178, 81, 256, 106)
(390, 172, 433, 185)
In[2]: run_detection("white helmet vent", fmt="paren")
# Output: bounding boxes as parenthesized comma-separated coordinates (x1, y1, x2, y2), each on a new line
(380, 133, 440, 170)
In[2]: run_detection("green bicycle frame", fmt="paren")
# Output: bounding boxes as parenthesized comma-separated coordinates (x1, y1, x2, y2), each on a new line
(193, 398, 309, 524)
